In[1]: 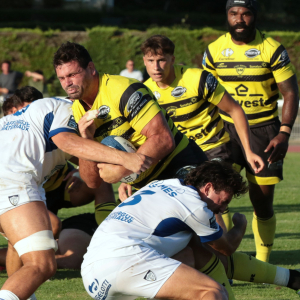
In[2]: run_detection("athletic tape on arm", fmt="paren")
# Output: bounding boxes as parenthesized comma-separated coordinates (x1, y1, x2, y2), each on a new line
(14, 230, 58, 257)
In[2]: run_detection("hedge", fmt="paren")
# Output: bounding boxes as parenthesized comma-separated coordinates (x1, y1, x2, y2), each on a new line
(1, 27, 300, 97)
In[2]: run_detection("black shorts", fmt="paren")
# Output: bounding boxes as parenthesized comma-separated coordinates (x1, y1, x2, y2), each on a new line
(205, 141, 233, 163)
(224, 119, 283, 185)
(61, 213, 98, 237)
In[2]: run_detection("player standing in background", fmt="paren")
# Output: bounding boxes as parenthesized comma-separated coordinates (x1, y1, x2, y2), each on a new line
(203, 0, 299, 262)
(53, 42, 208, 192)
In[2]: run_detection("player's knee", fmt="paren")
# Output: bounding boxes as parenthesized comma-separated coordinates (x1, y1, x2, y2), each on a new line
(203, 282, 228, 300)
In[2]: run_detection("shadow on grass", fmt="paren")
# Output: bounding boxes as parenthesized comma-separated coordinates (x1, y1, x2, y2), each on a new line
(54, 269, 81, 280)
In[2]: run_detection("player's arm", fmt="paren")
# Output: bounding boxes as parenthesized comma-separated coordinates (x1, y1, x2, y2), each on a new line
(265, 74, 299, 163)
(217, 91, 264, 173)
(205, 212, 247, 256)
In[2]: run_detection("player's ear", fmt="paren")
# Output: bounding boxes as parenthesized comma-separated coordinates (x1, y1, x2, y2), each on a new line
(171, 55, 175, 64)
(204, 182, 213, 196)
(88, 61, 96, 75)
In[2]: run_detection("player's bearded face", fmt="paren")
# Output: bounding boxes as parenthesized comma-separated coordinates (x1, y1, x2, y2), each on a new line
(228, 19, 255, 42)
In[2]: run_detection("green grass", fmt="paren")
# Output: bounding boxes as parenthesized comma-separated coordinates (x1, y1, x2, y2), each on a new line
(0, 153, 300, 299)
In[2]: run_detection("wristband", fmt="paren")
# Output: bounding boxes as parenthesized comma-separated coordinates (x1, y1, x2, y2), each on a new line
(279, 131, 290, 137)
(281, 123, 293, 129)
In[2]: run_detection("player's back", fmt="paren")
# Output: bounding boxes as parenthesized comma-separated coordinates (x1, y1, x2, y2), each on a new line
(0, 97, 77, 185)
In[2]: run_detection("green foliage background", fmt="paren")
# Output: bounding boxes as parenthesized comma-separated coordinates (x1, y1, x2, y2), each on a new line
(1, 27, 300, 97)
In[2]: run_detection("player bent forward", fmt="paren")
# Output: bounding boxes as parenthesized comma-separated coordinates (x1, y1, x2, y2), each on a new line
(0, 98, 151, 300)
(81, 161, 250, 300)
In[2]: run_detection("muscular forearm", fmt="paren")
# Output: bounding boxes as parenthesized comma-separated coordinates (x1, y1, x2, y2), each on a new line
(223, 225, 246, 254)
(79, 159, 102, 188)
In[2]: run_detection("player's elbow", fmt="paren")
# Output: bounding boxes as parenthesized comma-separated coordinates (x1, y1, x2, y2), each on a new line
(162, 132, 176, 154)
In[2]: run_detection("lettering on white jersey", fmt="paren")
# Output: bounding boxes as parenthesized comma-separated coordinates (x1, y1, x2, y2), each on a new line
(1, 120, 30, 131)
(88, 278, 111, 300)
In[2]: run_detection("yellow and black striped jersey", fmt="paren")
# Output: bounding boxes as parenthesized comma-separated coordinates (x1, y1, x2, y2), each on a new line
(144, 65, 229, 152)
(203, 29, 294, 126)
(72, 73, 189, 187)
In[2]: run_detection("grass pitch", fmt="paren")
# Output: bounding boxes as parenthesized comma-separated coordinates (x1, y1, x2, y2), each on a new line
(0, 153, 299, 299)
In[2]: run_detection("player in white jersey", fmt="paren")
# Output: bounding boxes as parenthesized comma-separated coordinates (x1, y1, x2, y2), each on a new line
(0, 98, 152, 300)
(82, 161, 249, 300)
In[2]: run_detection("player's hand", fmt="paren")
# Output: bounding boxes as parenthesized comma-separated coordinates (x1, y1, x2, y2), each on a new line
(78, 112, 96, 140)
(97, 163, 127, 184)
(245, 151, 264, 174)
(264, 133, 289, 164)
(63, 169, 82, 193)
(232, 213, 247, 229)
(122, 152, 153, 174)
(118, 183, 133, 202)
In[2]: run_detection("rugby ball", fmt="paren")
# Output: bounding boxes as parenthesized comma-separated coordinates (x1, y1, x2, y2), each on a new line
(101, 136, 139, 183)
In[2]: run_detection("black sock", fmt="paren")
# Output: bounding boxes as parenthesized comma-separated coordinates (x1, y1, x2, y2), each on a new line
(287, 270, 300, 290)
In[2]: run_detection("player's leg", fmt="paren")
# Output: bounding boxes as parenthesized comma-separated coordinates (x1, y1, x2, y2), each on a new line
(0, 201, 57, 300)
(6, 242, 21, 277)
(48, 210, 62, 239)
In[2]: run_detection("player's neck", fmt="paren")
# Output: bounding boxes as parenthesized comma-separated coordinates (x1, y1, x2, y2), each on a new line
(81, 74, 99, 109)
(156, 66, 176, 89)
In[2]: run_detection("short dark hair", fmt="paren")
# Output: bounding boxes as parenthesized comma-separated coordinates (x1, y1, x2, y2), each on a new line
(53, 41, 93, 70)
(141, 35, 175, 56)
(2, 60, 11, 67)
(3, 86, 43, 116)
(184, 160, 248, 198)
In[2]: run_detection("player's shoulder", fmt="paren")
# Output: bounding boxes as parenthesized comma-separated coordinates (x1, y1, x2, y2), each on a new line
(207, 32, 228, 52)
(260, 32, 282, 49)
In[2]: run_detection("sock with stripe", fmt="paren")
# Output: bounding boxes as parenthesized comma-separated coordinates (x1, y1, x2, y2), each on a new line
(252, 213, 276, 262)
(222, 207, 233, 231)
(95, 202, 117, 225)
(199, 253, 236, 300)
(0, 290, 19, 300)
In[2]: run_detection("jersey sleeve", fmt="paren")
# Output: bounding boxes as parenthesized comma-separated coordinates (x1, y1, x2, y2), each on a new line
(48, 102, 79, 139)
(198, 70, 225, 106)
(270, 45, 295, 83)
(202, 47, 218, 78)
(185, 206, 223, 243)
(118, 82, 161, 133)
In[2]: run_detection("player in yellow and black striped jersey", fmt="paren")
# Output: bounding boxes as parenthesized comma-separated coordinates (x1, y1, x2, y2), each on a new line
(203, 0, 299, 263)
(142, 35, 263, 170)
(54, 42, 207, 190)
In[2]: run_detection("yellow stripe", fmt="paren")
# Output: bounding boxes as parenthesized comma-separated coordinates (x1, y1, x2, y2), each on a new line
(246, 172, 281, 185)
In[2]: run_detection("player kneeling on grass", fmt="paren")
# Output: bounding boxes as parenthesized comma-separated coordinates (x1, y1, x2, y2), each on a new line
(82, 160, 300, 300)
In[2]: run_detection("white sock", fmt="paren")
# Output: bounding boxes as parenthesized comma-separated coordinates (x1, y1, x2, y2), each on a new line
(274, 266, 290, 286)
(0, 290, 20, 300)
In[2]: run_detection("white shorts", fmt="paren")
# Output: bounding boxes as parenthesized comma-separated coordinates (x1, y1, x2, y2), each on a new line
(81, 246, 181, 300)
(0, 178, 46, 215)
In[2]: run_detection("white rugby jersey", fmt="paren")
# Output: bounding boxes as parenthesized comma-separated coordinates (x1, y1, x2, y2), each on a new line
(82, 179, 223, 268)
(0, 98, 78, 187)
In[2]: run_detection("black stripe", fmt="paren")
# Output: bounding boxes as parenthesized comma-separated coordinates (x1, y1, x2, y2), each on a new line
(208, 106, 218, 118)
(214, 61, 271, 68)
(171, 100, 211, 122)
(272, 59, 290, 72)
(249, 94, 263, 96)
(206, 115, 221, 132)
(181, 67, 184, 75)
(133, 131, 183, 189)
(198, 70, 209, 100)
(202, 127, 225, 145)
(94, 117, 127, 138)
(271, 83, 277, 91)
(126, 94, 153, 122)
(52, 166, 65, 185)
(119, 82, 146, 116)
(121, 127, 135, 140)
(205, 64, 215, 71)
(264, 93, 279, 105)
(160, 97, 201, 110)
(270, 45, 285, 65)
(205, 47, 214, 66)
(202, 257, 219, 275)
(219, 73, 274, 82)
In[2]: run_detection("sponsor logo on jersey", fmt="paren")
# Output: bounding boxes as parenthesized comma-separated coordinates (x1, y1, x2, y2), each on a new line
(97, 105, 110, 119)
(171, 86, 187, 98)
(127, 91, 143, 112)
(209, 216, 218, 229)
(88, 279, 111, 300)
(89, 279, 99, 293)
(202, 51, 207, 66)
(105, 211, 134, 223)
(8, 195, 19, 206)
(1, 120, 30, 131)
(234, 65, 246, 76)
(245, 48, 260, 58)
(153, 91, 161, 100)
(144, 270, 157, 281)
(166, 106, 177, 117)
(221, 48, 234, 57)
(217, 63, 228, 68)
(279, 49, 290, 63)
(205, 73, 218, 93)
(67, 115, 78, 131)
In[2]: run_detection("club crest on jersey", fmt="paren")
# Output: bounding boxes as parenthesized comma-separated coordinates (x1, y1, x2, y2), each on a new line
(221, 48, 234, 57)
(67, 115, 78, 131)
(127, 91, 143, 112)
(279, 49, 290, 63)
(153, 91, 161, 100)
(234, 65, 246, 76)
(245, 48, 260, 58)
(166, 106, 177, 117)
(144, 270, 156, 281)
(209, 216, 218, 229)
(171, 86, 187, 98)
(205, 73, 218, 93)
(9, 195, 19, 206)
(97, 105, 110, 119)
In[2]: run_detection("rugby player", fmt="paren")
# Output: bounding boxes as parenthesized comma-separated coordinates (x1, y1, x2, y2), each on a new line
(53, 42, 208, 192)
(0, 97, 151, 300)
(202, 0, 299, 262)
(82, 161, 300, 300)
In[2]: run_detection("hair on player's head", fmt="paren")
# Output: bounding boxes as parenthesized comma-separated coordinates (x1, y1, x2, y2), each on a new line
(184, 160, 248, 198)
(53, 41, 93, 70)
(141, 35, 175, 56)
(14, 86, 43, 103)
(1, 60, 11, 67)
(2, 95, 21, 116)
